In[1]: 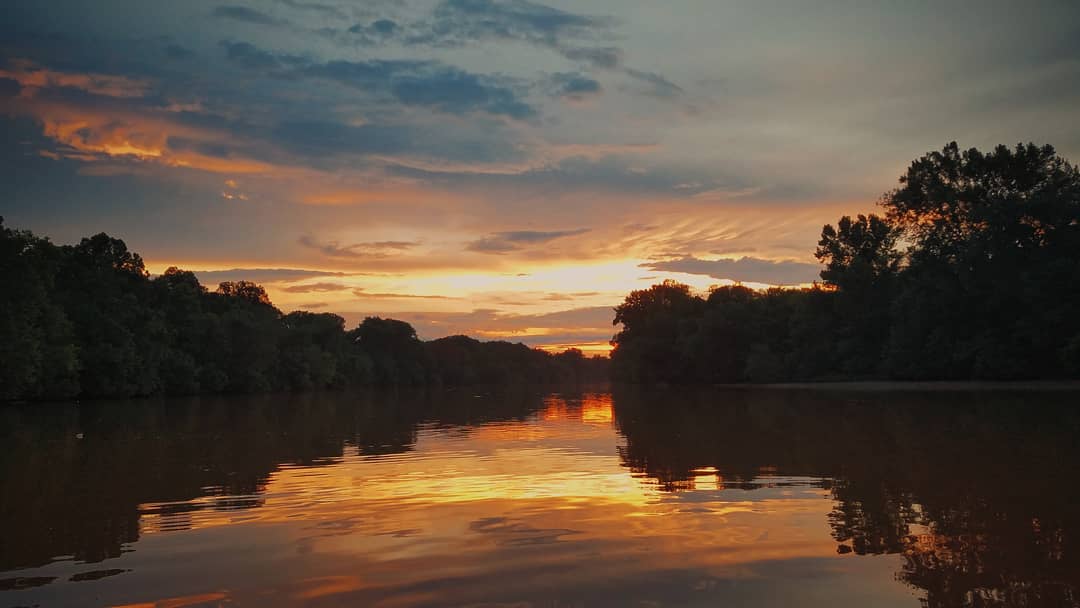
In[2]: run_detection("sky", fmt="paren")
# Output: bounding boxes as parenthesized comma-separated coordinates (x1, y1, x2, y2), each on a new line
(3, 1, 1079, 353)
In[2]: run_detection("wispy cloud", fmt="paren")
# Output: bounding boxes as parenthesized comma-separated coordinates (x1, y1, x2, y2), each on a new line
(298, 235, 418, 259)
(641, 256, 821, 286)
(549, 72, 602, 101)
(352, 288, 457, 300)
(466, 228, 590, 253)
(624, 68, 684, 98)
(211, 5, 288, 26)
(191, 268, 348, 285)
(277, 0, 347, 19)
(281, 282, 353, 293)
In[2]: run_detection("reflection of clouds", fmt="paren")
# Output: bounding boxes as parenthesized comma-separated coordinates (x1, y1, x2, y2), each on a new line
(468, 516, 581, 546)
(127, 405, 854, 607)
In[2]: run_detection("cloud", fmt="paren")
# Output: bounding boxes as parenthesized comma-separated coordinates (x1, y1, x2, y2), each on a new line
(347, 18, 401, 42)
(164, 44, 195, 60)
(352, 288, 456, 300)
(303, 58, 536, 119)
(391, 155, 752, 202)
(270, 114, 527, 167)
(425, 0, 613, 47)
(351, 305, 616, 346)
(0, 60, 150, 98)
(549, 72, 601, 101)
(298, 235, 418, 259)
(281, 282, 353, 293)
(277, 0, 347, 19)
(337, 0, 624, 69)
(560, 46, 622, 69)
(542, 291, 599, 301)
(211, 6, 287, 26)
(466, 228, 590, 253)
(191, 268, 348, 285)
(0, 77, 20, 97)
(220, 41, 307, 70)
(625, 69, 684, 98)
(392, 69, 534, 119)
(641, 256, 821, 285)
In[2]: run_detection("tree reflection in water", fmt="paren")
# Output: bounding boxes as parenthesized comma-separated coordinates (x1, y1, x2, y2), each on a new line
(612, 387, 1080, 607)
(2, 386, 1078, 607)
(0, 389, 548, 571)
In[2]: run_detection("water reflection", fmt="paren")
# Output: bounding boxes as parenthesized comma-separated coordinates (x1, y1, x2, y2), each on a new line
(615, 388, 1080, 607)
(1, 387, 1077, 607)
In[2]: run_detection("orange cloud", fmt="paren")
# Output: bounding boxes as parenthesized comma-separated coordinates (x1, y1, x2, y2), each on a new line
(1, 73, 285, 176)
(1, 59, 150, 98)
(40, 114, 166, 159)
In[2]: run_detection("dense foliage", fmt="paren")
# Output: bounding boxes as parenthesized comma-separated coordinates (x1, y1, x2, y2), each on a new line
(612, 143, 1080, 382)
(0, 224, 607, 400)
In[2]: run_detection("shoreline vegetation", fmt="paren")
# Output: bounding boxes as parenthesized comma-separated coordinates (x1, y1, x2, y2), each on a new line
(3, 142, 1079, 401)
(0, 224, 608, 401)
(610, 142, 1080, 384)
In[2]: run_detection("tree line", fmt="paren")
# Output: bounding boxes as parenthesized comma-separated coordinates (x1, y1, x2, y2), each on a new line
(611, 142, 1080, 382)
(0, 223, 608, 400)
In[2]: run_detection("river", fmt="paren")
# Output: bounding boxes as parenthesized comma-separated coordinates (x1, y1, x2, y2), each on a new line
(1, 386, 1077, 607)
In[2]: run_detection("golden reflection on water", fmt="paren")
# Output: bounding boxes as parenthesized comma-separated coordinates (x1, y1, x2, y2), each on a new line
(108, 394, 898, 607)
(2, 388, 1078, 607)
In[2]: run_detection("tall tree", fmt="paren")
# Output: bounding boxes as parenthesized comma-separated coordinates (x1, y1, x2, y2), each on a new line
(816, 214, 900, 375)
(883, 142, 1080, 378)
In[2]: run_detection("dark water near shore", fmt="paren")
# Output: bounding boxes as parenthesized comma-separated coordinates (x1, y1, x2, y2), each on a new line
(1, 386, 1078, 607)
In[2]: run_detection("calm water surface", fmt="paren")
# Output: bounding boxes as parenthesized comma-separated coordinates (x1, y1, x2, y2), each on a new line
(1, 387, 1078, 607)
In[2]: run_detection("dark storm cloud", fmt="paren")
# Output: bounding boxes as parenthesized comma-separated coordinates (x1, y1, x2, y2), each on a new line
(641, 256, 821, 285)
(466, 228, 591, 253)
(211, 5, 288, 27)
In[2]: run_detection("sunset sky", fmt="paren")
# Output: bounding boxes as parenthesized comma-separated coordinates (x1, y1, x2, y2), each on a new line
(4, 1, 1079, 353)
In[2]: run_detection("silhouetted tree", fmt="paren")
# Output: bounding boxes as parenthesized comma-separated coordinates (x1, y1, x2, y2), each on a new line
(55, 233, 166, 397)
(816, 214, 900, 374)
(884, 142, 1080, 379)
(611, 280, 703, 383)
(0, 224, 599, 400)
(611, 142, 1080, 383)
(0, 218, 79, 399)
(350, 317, 429, 386)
